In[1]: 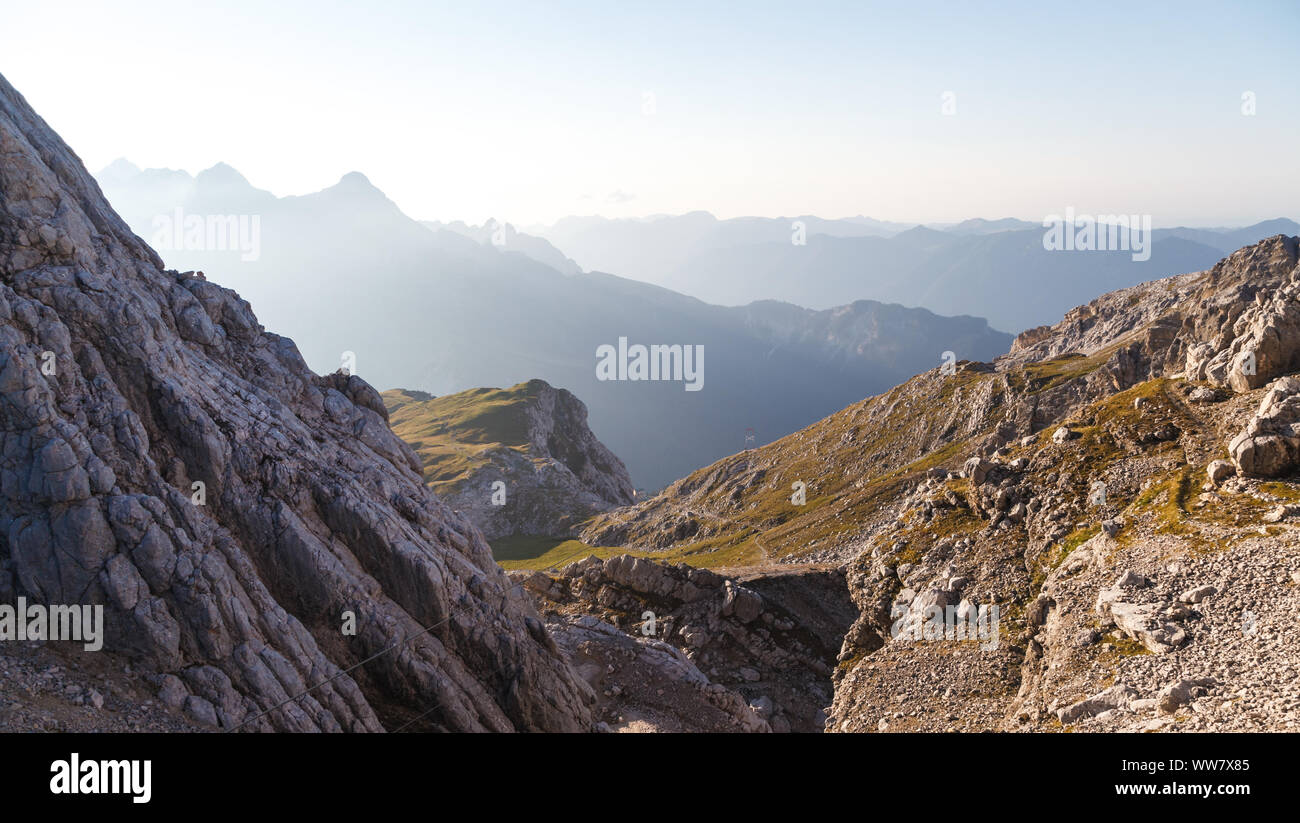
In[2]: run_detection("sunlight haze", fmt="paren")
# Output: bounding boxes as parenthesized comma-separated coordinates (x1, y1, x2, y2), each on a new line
(2, 0, 1296, 227)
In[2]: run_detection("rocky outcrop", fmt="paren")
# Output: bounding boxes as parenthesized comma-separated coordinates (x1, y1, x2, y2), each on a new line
(385, 381, 634, 539)
(1228, 376, 1300, 477)
(516, 555, 856, 732)
(1094, 582, 1191, 654)
(0, 72, 593, 731)
(1002, 235, 1300, 401)
(1182, 236, 1300, 391)
(560, 230, 1300, 733)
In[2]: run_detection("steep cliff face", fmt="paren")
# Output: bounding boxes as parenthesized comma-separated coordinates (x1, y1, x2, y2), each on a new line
(0, 73, 594, 731)
(385, 379, 635, 539)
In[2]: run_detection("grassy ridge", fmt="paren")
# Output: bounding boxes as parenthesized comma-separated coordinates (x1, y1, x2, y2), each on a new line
(491, 533, 766, 571)
(383, 381, 546, 490)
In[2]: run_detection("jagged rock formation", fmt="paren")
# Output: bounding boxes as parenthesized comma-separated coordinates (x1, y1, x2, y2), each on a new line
(831, 237, 1300, 732)
(1180, 237, 1300, 391)
(384, 380, 634, 539)
(0, 72, 594, 731)
(1005, 235, 1300, 390)
(515, 554, 856, 732)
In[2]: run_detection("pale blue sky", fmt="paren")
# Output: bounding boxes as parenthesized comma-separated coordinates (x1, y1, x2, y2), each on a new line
(2, 0, 1296, 225)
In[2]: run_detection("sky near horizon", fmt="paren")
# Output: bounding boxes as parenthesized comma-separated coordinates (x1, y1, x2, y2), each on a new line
(2, 0, 1297, 227)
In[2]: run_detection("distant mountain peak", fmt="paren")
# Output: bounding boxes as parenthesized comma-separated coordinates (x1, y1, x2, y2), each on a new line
(945, 217, 1039, 234)
(194, 161, 253, 188)
(892, 224, 951, 241)
(336, 170, 377, 189)
(97, 156, 141, 182)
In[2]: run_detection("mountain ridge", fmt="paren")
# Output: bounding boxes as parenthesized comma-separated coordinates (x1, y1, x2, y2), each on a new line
(534, 213, 1298, 333)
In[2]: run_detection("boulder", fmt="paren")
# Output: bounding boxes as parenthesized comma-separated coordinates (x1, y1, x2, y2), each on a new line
(1108, 602, 1189, 653)
(1229, 376, 1300, 477)
(1263, 505, 1298, 523)
(1157, 677, 1218, 714)
(1206, 459, 1236, 486)
(963, 456, 994, 486)
(1179, 585, 1217, 604)
(1114, 570, 1146, 588)
(1057, 684, 1138, 723)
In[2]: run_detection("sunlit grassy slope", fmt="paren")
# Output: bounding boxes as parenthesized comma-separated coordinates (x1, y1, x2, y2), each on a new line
(491, 534, 766, 571)
(383, 381, 547, 490)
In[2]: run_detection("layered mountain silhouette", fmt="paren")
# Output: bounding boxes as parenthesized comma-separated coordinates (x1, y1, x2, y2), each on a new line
(533, 213, 1298, 333)
(533, 212, 909, 282)
(96, 163, 1013, 489)
(421, 219, 582, 275)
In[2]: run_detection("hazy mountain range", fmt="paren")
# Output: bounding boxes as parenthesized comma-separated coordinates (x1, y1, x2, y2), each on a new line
(95, 160, 1012, 488)
(529, 212, 1298, 333)
(421, 219, 582, 275)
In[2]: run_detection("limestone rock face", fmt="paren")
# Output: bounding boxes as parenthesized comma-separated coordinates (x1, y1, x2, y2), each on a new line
(1182, 236, 1300, 391)
(0, 72, 593, 731)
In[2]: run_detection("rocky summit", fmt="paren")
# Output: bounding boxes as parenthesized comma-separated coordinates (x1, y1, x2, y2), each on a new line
(0, 72, 594, 732)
